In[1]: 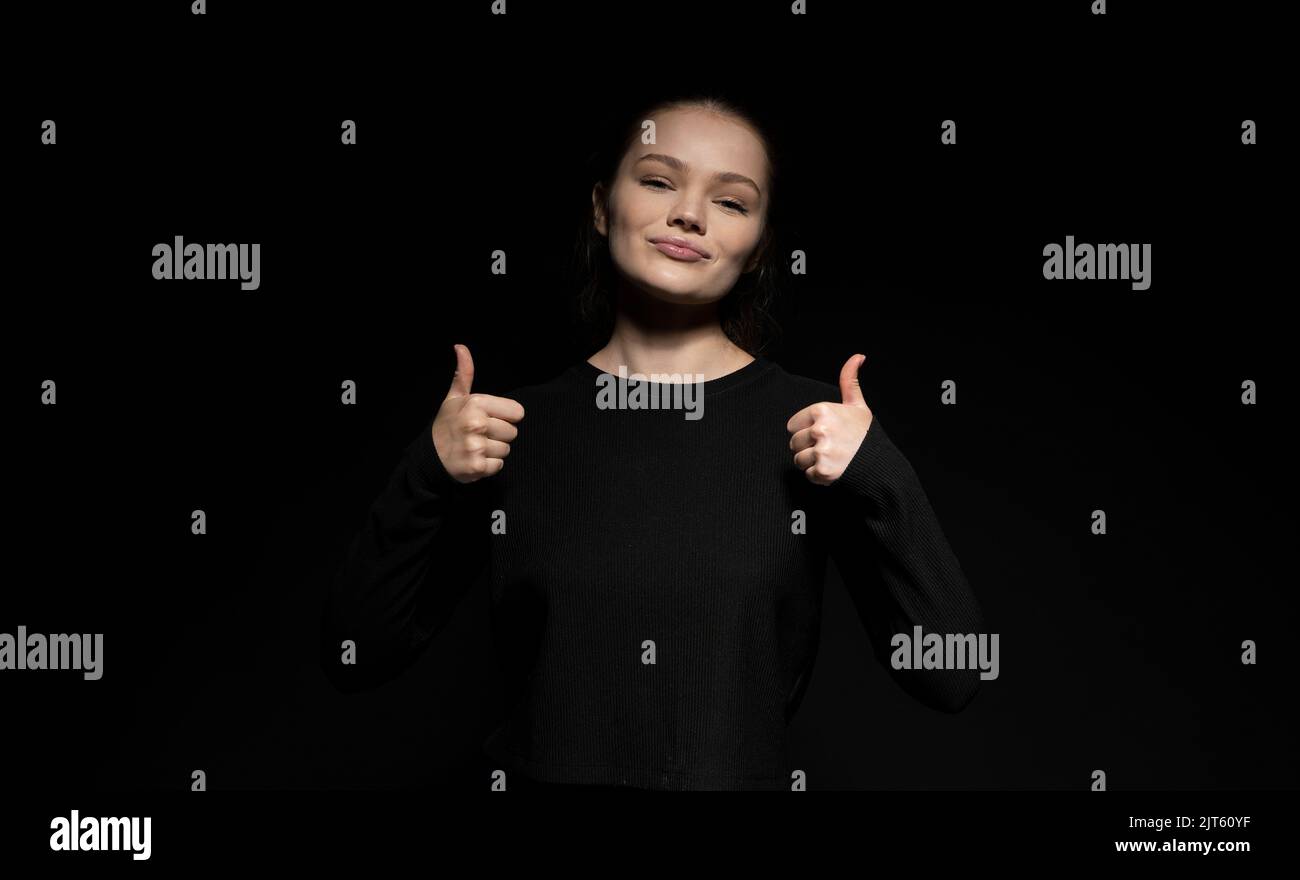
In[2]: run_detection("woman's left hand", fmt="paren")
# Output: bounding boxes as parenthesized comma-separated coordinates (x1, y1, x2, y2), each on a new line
(786, 354, 874, 486)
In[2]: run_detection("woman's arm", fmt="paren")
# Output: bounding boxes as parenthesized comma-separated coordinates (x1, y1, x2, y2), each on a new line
(824, 415, 988, 713)
(320, 420, 488, 693)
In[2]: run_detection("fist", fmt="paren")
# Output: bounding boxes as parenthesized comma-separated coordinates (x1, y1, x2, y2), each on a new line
(431, 344, 526, 483)
(786, 354, 874, 486)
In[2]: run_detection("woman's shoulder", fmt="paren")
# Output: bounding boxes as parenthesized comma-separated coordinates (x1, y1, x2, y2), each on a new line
(759, 358, 840, 407)
(497, 361, 591, 404)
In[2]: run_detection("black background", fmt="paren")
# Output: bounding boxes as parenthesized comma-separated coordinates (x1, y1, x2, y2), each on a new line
(6, 0, 1294, 812)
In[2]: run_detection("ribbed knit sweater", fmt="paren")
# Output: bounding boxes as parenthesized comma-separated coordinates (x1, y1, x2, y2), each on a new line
(322, 356, 986, 790)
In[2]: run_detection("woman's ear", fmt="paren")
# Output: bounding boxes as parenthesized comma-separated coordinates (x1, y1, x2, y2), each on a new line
(743, 224, 772, 273)
(592, 183, 608, 237)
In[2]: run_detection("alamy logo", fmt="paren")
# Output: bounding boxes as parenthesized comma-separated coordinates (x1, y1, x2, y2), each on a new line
(50, 811, 150, 860)
(595, 365, 705, 421)
(152, 235, 261, 290)
(0, 627, 102, 679)
(1042, 236, 1150, 290)
(890, 626, 999, 681)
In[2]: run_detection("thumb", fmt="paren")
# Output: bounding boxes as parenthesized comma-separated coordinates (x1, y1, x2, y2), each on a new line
(446, 344, 474, 399)
(838, 353, 867, 406)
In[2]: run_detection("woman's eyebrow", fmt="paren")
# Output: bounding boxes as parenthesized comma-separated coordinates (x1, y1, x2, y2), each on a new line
(635, 153, 762, 198)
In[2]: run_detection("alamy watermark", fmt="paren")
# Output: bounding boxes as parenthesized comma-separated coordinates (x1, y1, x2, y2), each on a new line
(0, 627, 103, 680)
(50, 810, 150, 860)
(1043, 236, 1151, 290)
(890, 625, 999, 681)
(595, 365, 705, 421)
(152, 235, 260, 290)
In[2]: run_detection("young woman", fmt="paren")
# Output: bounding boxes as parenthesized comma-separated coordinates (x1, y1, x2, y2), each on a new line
(323, 94, 987, 791)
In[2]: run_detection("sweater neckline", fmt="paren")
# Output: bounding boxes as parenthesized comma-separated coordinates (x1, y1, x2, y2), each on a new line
(573, 355, 774, 397)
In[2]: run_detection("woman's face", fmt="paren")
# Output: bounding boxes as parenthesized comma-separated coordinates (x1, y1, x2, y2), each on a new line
(594, 107, 769, 306)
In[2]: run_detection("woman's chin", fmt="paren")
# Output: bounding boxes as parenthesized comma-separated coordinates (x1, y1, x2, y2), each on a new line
(635, 281, 722, 307)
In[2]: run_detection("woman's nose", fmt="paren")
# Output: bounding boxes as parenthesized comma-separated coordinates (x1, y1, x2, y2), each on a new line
(669, 206, 704, 234)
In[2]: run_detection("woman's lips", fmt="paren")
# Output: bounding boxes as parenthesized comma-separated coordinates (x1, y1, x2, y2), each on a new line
(650, 240, 707, 262)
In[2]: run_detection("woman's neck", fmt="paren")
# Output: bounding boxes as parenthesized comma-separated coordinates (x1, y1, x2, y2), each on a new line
(587, 281, 756, 381)
(589, 334, 754, 381)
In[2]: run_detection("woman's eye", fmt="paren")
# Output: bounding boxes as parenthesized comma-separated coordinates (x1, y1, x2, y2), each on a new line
(641, 179, 750, 215)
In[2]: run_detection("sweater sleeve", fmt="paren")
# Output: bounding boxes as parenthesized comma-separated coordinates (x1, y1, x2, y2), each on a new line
(824, 415, 988, 713)
(321, 419, 489, 693)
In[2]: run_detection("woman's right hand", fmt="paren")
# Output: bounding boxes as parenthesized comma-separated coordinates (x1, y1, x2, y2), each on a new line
(431, 344, 526, 483)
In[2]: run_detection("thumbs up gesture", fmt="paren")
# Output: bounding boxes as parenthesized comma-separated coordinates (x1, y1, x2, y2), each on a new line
(786, 354, 874, 486)
(431, 344, 526, 483)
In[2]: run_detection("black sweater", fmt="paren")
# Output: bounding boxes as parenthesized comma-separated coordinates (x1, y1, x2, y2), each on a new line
(322, 356, 986, 790)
